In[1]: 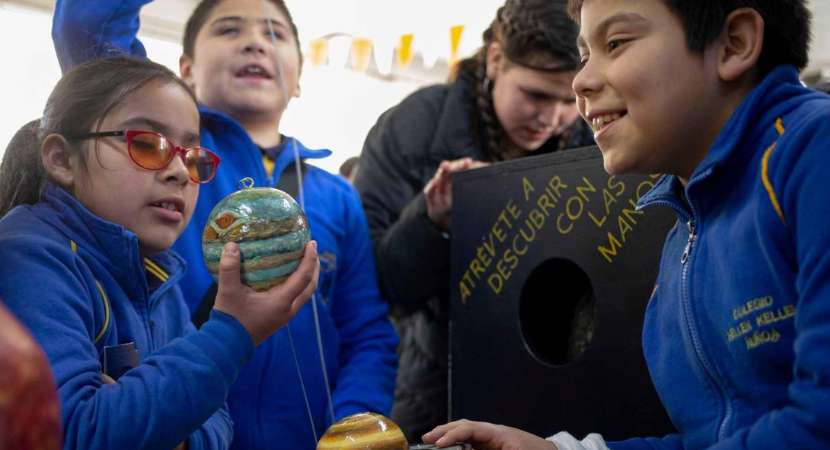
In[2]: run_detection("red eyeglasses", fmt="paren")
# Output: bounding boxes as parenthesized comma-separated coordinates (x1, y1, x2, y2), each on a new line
(67, 129, 220, 183)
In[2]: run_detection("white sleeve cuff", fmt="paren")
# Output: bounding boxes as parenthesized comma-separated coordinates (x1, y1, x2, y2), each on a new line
(547, 431, 610, 450)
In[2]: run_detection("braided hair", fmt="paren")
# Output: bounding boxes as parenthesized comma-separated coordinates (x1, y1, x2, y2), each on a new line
(455, 0, 581, 161)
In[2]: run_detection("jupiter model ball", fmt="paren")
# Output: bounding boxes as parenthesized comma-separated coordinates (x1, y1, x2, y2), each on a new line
(317, 412, 408, 450)
(202, 180, 310, 291)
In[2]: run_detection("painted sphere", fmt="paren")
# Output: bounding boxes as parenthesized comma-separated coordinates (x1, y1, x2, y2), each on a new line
(317, 412, 408, 450)
(202, 186, 310, 291)
(0, 303, 62, 450)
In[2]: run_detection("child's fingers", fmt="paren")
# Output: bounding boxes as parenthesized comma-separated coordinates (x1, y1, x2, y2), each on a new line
(435, 427, 474, 447)
(445, 157, 474, 173)
(217, 243, 243, 293)
(433, 166, 448, 188)
(436, 159, 477, 194)
(100, 373, 116, 385)
(424, 164, 447, 196)
(431, 420, 495, 448)
(427, 173, 452, 206)
(424, 176, 440, 200)
(435, 168, 454, 197)
(290, 254, 320, 315)
(422, 420, 464, 443)
(270, 241, 318, 303)
(424, 177, 436, 195)
(451, 158, 473, 171)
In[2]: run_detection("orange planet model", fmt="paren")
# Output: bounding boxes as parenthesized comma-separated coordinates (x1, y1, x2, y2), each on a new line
(0, 302, 62, 450)
(317, 412, 408, 450)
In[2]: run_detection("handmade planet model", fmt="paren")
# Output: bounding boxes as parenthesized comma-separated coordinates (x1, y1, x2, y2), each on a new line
(202, 181, 310, 291)
(0, 302, 62, 450)
(317, 412, 408, 450)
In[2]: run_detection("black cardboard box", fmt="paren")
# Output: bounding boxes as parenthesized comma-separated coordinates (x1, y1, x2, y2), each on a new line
(449, 146, 676, 440)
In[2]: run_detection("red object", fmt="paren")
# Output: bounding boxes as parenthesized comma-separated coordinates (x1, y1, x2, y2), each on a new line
(0, 302, 62, 450)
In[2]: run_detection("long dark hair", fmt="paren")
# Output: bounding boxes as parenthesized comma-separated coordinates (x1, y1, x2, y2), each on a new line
(0, 57, 196, 217)
(455, 0, 581, 160)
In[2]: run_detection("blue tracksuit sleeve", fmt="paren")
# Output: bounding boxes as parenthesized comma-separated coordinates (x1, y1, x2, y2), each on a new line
(52, 0, 150, 72)
(0, 239, 253, 450)
(187, 406, 233, 450)
(609, 434, 683, 450)
(329, 188, 398, 419)
(178, 317, 236, 450)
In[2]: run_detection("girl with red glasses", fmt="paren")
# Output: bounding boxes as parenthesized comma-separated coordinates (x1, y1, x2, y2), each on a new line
(0, 57, 319, 449)
(52, 2, 399, 449)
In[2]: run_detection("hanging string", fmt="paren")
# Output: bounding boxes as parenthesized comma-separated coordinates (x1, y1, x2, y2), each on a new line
(310, 291, 336, 423)
(286, 323, 318, 444)
(293, 133, 336, 424)
(262, 0, 336, 437)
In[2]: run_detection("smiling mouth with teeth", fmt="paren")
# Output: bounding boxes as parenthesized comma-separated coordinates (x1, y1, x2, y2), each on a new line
(591, 113, 624, 133)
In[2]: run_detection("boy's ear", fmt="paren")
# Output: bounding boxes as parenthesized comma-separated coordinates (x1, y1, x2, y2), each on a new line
(485, 41, 505, 81)
(179, 54, 197, 91)
(716, 7, 764, 82)
(41, 134, 78, 189)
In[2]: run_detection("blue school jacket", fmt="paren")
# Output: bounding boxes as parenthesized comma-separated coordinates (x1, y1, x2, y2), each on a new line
(52, 2, 398, 449)
(0, 184, 254, 450)
(612, 66, 830, 449)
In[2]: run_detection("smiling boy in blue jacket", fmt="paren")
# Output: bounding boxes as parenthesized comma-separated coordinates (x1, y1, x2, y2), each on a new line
(423, 1, 830, 450)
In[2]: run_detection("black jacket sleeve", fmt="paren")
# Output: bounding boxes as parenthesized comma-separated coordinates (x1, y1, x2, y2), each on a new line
(354, 86, 451, 315)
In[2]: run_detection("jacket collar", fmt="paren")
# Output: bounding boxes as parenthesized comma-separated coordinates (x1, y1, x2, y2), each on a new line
(271, 135, 331, 176)
(637, 174, 691, 222)
(691, 65, 803, 180)
(197, 104, 331, 169)
(40, 183, 185, 301)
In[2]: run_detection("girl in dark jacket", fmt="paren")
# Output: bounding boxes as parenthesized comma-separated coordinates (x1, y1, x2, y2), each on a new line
(354, 0, 594, 441)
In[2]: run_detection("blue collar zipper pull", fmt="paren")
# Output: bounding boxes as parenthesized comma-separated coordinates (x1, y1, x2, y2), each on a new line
(681, 220, 696, 264)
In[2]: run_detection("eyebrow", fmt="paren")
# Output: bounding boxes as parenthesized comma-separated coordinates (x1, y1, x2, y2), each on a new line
(522, 86, 576, 101)
(210, 15, 289, 32)
(577, 12, 648, 49)
(119, 117, 200, 146)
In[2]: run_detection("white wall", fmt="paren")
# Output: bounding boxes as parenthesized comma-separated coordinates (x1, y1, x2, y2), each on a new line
(282, 67, 420, 173)
(0, 3, 196, 168)
(2, 0, 829, 175)
(808, 0, 830, 78)
(0, 4, 61, 163)
(0, 3, 422, 175)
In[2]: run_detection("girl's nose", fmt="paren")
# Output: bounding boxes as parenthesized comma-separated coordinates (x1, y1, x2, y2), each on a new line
(159, 150, 191, 185)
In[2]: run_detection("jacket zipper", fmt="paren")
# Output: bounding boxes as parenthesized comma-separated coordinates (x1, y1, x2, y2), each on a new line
(680, 206, 733, 441)
(145, 274, 177, 353)
(680, 220, 696, 264)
